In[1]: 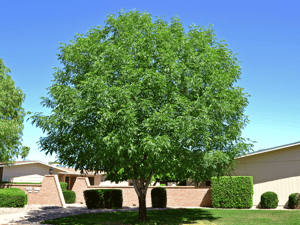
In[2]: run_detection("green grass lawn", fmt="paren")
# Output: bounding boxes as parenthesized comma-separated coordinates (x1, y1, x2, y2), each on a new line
(40, 208, 300, 225)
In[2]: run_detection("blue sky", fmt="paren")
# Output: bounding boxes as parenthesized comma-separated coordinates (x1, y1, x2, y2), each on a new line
(1, 0, 299, 166)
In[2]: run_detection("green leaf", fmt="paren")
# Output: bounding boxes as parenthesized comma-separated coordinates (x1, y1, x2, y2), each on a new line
(27, 9, 255, 214)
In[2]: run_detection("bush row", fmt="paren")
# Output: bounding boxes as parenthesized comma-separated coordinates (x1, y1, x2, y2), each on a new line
(82, 187, 167, 209)
(4, 178, 300, 209)
(0, 184, 168, 209)
(210, 176, 300, 209)
(259, 191, 300, 209)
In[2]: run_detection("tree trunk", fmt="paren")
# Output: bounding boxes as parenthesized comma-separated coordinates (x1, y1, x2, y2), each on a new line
(132, 169, 155, 222)
(138, 192, 148, 221)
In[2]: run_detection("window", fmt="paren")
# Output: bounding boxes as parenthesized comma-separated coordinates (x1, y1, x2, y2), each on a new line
(65, 177, 70, 190)
(88, 177, 94, 185)
(206, 180, 211, 186)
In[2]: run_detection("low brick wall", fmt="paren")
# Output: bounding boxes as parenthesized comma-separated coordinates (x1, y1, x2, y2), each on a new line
(72, 177, 212, 207)
(0, 175, 66, 208)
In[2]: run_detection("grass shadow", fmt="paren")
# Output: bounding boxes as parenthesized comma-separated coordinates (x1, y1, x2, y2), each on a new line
(8, 207, 220, 225)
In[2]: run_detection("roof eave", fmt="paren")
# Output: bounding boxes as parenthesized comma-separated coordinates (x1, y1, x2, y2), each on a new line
(236, 141, 300, 159)
(0, 160, 73, 173)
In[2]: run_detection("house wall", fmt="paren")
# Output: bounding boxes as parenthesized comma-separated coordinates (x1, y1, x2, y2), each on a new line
(70, 176, 77, 190)
(0, 175, 66, 207)
(71, 177, 212, 207)
(232, 145, 300, 206)
(98, 175, 190, 187)
(1, 163, 62, 183)
(58, 174, 103, 191)
(99, 180, 130, 186)
(94, 175, 101, 185)
(0, 167, 3, 181)
(167, 182, 178, 186)
(58, 174, 65, 183)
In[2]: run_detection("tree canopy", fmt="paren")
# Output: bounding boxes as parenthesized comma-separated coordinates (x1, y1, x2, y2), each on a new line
(30, 9, 255, 221)
(0, 59, 26, 167)
(20, 146, 30, 161)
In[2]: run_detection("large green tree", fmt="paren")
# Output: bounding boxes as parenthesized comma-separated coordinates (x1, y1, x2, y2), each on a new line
(29, 9, 254, 221)
(0, 59, 27, 167)
(20, 146, 30, 161)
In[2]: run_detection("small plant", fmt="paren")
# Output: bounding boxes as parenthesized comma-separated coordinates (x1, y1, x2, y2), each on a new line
(62, 190, 76, 204)
(288, 193, 300, 209)
(59, 182, 68, 191)
(0, 188, 28, 207)
(260, 191, 279, 209)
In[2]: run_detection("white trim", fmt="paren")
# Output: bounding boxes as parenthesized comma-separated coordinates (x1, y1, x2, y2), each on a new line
(53, 175, 67, 208)
(57, 172, 105, 175)
(236, 142, 300, 159)
(0, 160, 71, 173)
(58, 172, 106, 176)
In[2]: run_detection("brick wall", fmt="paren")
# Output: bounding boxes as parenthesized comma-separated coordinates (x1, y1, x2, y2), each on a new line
(72, 177, 212, 207)
(71, 177, 90, 204)
(0, 175, 66, 208)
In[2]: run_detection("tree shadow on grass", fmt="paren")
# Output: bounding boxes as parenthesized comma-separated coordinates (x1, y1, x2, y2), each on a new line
(34, 208, 220, 225)
(5, 204, 220, 225)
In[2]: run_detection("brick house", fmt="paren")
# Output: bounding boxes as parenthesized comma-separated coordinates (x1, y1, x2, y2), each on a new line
(0, 160, 187, 189)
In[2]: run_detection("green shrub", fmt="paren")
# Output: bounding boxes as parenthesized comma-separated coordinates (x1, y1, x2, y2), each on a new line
(260, 191, 279, 209)
(106, 189, 122, 209)
(83, 189, 122, 209)
(151, 187, 167, 208)
(288, 193, 300, 209)
(211, 176, 253, 209)
(62, 190, 76, 203)
(83, 189, 103, 209)
(60, 182, 68, 191)
(0, 188, 28, 207)
(160, 184, 166, 186)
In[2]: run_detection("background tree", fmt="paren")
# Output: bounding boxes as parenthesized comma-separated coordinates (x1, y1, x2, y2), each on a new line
(20, 146, 30, 161)
(0, 59, 26, 167)
(29, 9, 255, 221)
